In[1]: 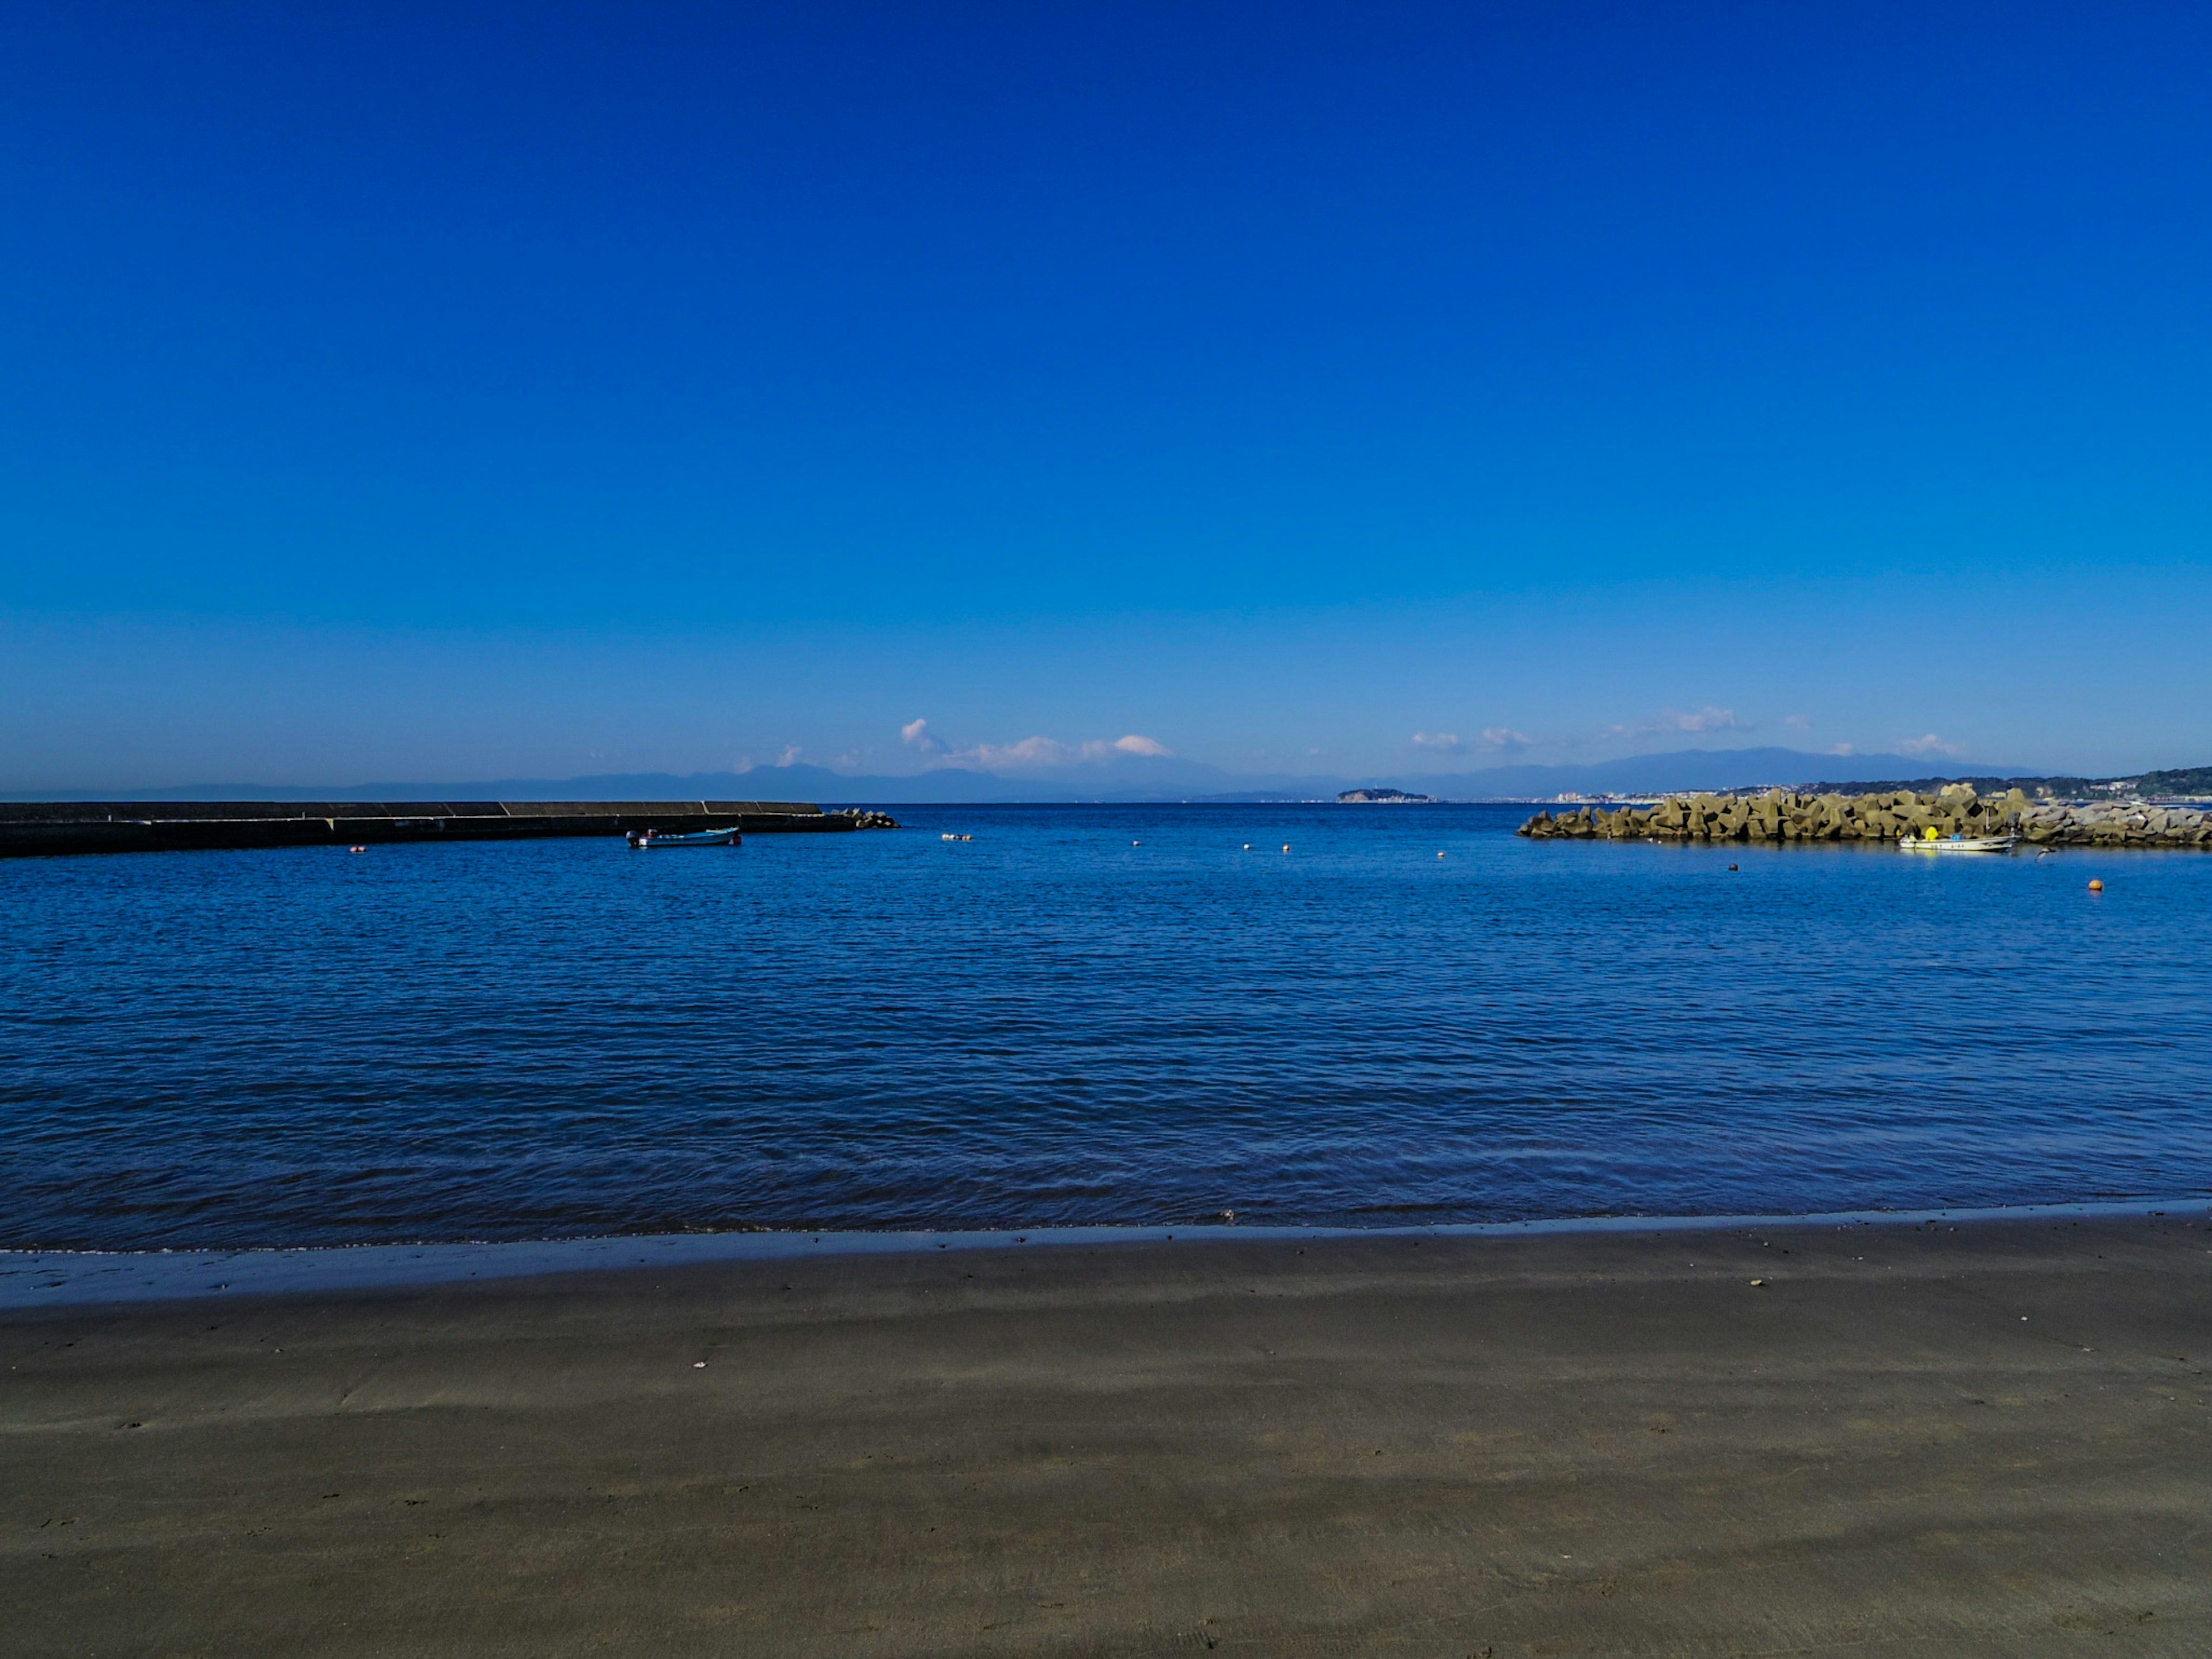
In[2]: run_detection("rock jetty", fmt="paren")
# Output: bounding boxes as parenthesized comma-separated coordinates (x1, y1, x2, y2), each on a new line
(1518, 785, 2212, 848)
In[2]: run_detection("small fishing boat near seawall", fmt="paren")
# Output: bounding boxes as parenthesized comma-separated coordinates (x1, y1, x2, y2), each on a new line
(626, 826, 743, 849)
(1897, 828, 2016, 854)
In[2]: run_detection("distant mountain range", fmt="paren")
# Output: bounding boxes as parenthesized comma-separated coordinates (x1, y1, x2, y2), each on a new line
(10, 747, 2119, 804)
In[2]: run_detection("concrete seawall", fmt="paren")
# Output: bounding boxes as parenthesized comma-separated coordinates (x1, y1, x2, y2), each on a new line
(0, 801, 898, 858)
(1520, 784, 2212, 847)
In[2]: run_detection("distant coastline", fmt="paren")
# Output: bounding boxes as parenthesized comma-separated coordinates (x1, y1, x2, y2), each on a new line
(7, 751, 2206, 808)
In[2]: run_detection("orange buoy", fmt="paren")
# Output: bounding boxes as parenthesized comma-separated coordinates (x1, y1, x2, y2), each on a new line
(2088, 878, 2104, 892)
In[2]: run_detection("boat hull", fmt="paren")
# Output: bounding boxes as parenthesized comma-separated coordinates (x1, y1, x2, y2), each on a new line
(627, 827, 741, 849)
(1897, 836, 2017, 854)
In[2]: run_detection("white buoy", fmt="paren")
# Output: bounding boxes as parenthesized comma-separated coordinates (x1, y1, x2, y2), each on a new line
(1243, 843, 1251, 850)
(1438, 851, 1446, 858)
(1282, 843, 1291, 853)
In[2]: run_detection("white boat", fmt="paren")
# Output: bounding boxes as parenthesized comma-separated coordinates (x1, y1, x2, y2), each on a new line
(626, 826, 741, 849)
(1897, 832, 2016, 854)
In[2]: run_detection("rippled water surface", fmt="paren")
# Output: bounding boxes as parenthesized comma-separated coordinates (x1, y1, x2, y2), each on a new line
(4, 803, 2209, 1248)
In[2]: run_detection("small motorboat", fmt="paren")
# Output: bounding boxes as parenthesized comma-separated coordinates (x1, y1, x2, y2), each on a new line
(1898, 829, 2016, 854)
(627, 827, 741, 849)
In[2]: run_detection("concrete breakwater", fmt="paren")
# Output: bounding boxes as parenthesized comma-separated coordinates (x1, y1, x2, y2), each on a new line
(0, 800, 900, 858)
(1518, 785, 2212, 848)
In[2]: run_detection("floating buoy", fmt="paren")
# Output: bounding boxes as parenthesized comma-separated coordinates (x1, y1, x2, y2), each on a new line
(2088, 878, 2104, 892)
(1728, 863, 1738, 872)
(1282, 844, 1291, 853)
(349, 845, 366, 853)
(1132, 840, 1139, 846)
(1243, 843, 1251, 850)
(1437, 851, 1446, 858)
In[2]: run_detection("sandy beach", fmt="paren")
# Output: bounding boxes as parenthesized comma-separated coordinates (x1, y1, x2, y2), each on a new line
(6, 1216, 2209, 1657)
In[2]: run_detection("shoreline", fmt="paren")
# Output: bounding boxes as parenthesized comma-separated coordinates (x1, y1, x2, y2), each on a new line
(9, 1214, 2208, 1655)
(5, 1194, 2202, 1310)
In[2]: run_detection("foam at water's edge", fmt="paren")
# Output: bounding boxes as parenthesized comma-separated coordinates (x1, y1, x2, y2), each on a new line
(3, 1197, 2204, 1311)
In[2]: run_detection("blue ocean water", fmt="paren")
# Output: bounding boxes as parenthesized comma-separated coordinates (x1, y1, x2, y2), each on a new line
(2, 803, 2207, 1250)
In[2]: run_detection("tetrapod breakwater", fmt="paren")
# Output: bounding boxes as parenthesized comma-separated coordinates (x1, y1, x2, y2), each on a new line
(1518, 785, 2212, 847)
(0, 800, 900, 858)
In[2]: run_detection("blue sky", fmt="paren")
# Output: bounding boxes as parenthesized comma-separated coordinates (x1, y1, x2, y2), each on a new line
(3, 1, 2208, 787)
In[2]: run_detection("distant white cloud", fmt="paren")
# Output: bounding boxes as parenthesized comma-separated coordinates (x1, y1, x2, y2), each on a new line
(900, 721, 1167, 770)
(1654, 706, 1750, 734)
(1783, 713, 1811, 730)
(1829, 743, 1855, 756)
(1600, 707, 1751, 743)
(900, 718, 948, 755)
(1897, 733, 1964, 757)
(736, 747, 802, 774)
(966, 736, 1069, 769)
(1415, 728, 1528, 752)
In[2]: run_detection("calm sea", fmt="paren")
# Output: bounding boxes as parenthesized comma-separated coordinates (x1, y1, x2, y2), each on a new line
(3, 803, 2207, 1250)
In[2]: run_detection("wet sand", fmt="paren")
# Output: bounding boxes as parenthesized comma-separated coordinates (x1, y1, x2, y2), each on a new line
(6, 1217, 2210, 1656)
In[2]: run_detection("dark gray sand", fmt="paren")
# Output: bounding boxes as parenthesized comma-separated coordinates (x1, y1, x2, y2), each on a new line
(6, 1218, 2210, 1657)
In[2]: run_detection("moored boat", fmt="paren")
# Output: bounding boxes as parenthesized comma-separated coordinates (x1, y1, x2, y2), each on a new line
(626, 827, 742, 849)
(1897, 830, 2016, 854)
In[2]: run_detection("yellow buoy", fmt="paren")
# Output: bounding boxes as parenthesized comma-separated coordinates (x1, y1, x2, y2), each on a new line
(2088, 878, 2104, 892)
(1282, 844, 1291, 853)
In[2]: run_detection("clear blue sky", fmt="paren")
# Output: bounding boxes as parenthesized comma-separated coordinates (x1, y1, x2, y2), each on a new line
(3, 1, 2208, 787)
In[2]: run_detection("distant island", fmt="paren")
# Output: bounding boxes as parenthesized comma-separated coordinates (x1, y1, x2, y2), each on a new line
(1338, 787, 1438, 804)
